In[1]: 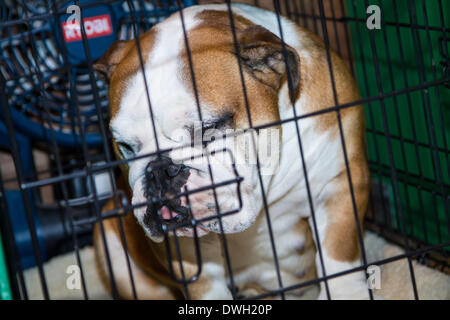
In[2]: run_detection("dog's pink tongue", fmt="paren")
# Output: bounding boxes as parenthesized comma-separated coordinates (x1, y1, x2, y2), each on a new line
(160, 206, 178, 220)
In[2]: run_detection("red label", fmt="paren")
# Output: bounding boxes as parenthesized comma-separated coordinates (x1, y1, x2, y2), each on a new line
(62, 14, 113, 42)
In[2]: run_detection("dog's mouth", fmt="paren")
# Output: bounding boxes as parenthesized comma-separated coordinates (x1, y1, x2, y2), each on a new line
(142, 197, 193, 239)
(158, 202, 190, 224)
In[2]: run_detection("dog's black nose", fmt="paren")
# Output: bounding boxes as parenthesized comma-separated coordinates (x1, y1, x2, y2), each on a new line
(166, 163, 182, 178)
(144, 156, 190, 199)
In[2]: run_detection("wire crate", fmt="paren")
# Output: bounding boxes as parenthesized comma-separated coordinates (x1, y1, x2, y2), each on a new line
(0, 0, 449, 300)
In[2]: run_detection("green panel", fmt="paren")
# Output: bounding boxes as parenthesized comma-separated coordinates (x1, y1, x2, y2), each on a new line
(0, 231, 12, 300)
(346, 0, 450, 246)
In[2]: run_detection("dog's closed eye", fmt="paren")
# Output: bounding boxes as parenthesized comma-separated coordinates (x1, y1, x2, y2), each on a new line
(117, 141, 136, 159)
(185, 112, 234, 144)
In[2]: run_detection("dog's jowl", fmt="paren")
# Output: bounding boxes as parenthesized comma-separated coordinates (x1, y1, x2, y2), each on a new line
(93, 3, 370, 300)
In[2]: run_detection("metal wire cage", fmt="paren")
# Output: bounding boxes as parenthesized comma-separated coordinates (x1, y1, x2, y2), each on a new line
(0, 0, 449, 300)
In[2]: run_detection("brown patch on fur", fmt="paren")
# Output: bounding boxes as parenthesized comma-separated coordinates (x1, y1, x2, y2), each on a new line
(180, 10, 303, 129)
(106, 29, 157, 119)
(322, 157, 370, 262)
(282, 26, 369, 262)
(94, 40, 129, 81)
(288, 25, 364, 134)
(319, 72, 369, 262)
(181, 9, 364, 144)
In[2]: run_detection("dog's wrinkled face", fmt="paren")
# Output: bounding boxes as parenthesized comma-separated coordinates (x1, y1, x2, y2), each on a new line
(95, 6, 300, 242)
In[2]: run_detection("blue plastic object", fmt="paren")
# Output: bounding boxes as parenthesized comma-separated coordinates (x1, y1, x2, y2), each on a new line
(4, 190, 47, 270)
(0, 0, 197, 148)
(0, 121, 47, 269)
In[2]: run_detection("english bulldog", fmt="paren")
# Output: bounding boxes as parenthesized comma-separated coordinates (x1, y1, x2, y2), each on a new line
(93, 3, 371, 300)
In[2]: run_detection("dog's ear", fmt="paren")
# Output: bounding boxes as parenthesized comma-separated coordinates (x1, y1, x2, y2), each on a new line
(238, 25, 300, 100)
(94, 40, 129, 82)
